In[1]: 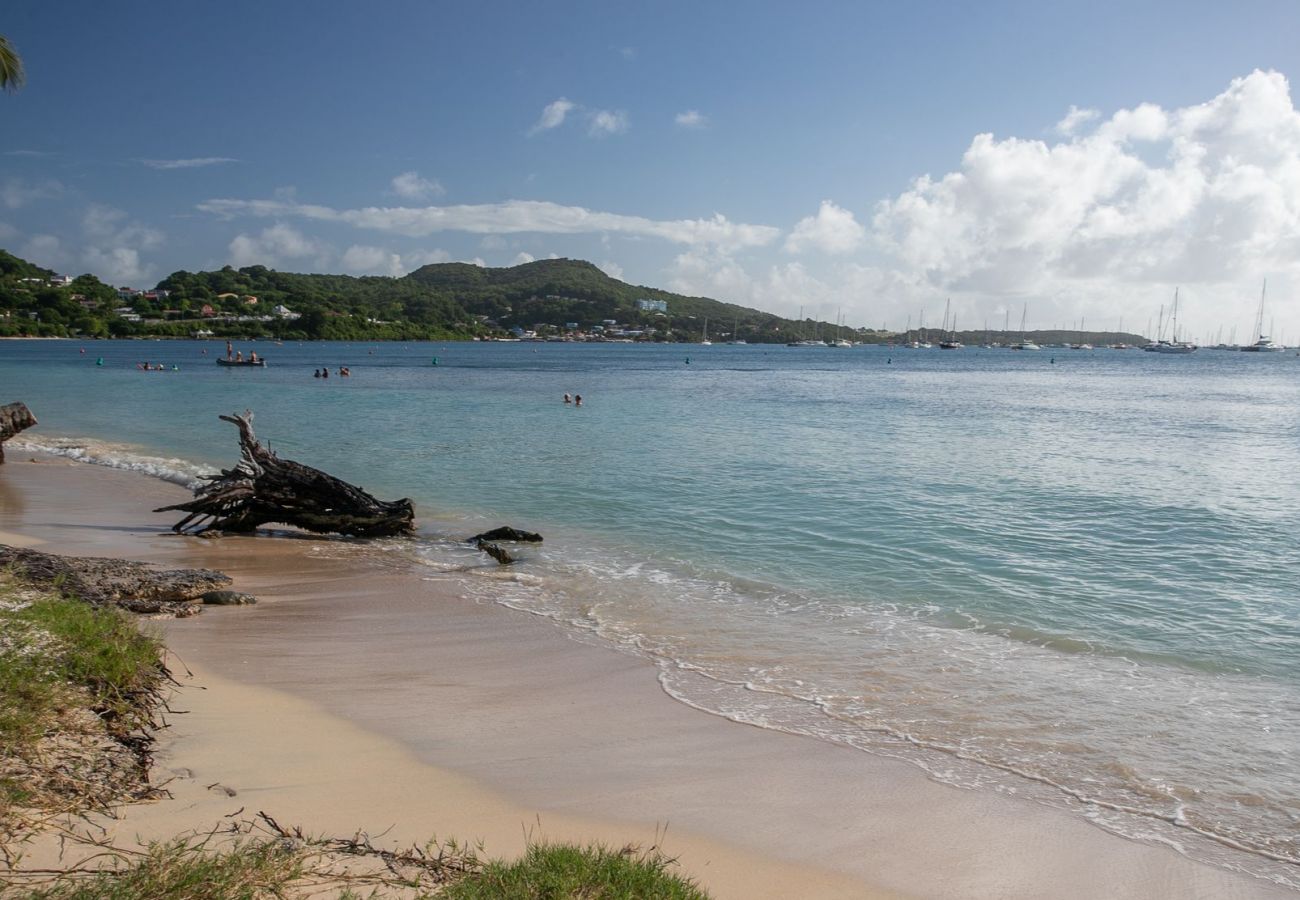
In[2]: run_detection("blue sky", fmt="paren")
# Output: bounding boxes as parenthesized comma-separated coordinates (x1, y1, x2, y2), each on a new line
(4, 0, 1300, 340)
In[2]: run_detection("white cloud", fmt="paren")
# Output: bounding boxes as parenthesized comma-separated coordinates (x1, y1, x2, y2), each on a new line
(598, 260, 624, 280)
(21, 235, 64, 270)
(512, 252, 536, 265)
(84, 246, 150, 285)
(785, 200, 867, 255)
(341, 245, 406, 276)
(140, 157, 238, 170)
(390, 171, 445, 200)
(80, 205, 164, 285)
(227, 223, 330, 270)
(588, 109, 629, 137)
(198, 197, 780, 250)
(1055, 105, 1100, 136)
(2, 178, 64, 209)
(619, 46, 637, 60)
(871, 69, 1300, 323)
(530, 98, 575, 135)
(675, 110, 707, 129)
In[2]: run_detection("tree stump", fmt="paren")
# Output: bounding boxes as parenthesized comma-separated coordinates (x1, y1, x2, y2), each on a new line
(0, 401, 37, 464)
(156, 411, 415, 537)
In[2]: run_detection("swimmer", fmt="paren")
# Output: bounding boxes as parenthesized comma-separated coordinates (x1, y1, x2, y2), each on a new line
(574, 394, 583, 407)
(563, 393, 572, 404)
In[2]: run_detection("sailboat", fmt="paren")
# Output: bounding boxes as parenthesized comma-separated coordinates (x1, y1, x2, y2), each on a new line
(1143, 289, 1196, 353)
(700, 317, 712, 346)
(938, 298, 963, 349)
(1241, 280, 1282, 352)
(830, 310, 853, 348)
(1010, 303, 1040, 350)
(727, 317, 747, 345)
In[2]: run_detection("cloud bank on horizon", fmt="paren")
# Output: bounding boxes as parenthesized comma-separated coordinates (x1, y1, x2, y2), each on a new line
(8, 70, 1300, 338)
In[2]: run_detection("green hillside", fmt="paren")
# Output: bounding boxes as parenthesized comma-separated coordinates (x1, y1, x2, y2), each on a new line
(0, 251, 868, 343)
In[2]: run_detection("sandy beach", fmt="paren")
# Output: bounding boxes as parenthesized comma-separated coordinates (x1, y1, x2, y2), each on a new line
(1, 455, 1292, 899)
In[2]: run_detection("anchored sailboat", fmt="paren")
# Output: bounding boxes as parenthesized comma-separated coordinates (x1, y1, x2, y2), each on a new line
(1241, 280, 1282, 352)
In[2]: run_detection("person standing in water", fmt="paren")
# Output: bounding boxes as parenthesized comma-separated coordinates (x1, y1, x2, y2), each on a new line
(574, 394, 583, 407)
(563, 393, 572, 404)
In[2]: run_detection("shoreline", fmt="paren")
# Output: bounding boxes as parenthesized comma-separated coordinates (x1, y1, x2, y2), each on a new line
(2, 455, 1294, 898)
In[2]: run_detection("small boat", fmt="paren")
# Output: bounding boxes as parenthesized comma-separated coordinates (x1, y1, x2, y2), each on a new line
(216, 357, 267, 367)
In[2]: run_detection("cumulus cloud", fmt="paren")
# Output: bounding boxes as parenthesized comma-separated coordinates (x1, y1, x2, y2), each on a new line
(139, 157, 238, 170)
(530, 98, 576, 135)
(20, 234, 65, 270)
(1055, 105, 1100, 136)
(588, 109, 629, 137)
(675, 110, 707, 129)
(785, 200, 867, 255)
(512, 251, 536, 265)
(227, 223, 330, 270)
(80, 205, 164, 284)
(598, 259, 624, 280)
(198, 197, 780, 250)
(872, 69, 1300, 318)
(2, 178, 64, 209)
(341, 245, 406, 276)
(390, 171, 445, 200)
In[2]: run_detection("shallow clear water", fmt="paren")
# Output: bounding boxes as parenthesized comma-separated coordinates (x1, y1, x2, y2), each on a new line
(3, 339, 1299, 886)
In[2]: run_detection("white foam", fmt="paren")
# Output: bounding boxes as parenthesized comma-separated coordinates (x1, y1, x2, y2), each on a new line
(12, 436, 214, 488)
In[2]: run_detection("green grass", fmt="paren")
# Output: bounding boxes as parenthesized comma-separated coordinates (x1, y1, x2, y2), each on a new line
(15, 837, 710, 899)
(0, 573, 167, 819)
(442, 842, 708, 900)
(20, 838, 305, 900)
(0, 578, 164, 746)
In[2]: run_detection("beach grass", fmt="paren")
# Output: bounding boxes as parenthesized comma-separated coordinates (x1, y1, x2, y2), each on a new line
(442, 841, 708, 899)
(20, 835, 708, 899)
(20, 838, 306, 900)
(0, 571, 166, 817)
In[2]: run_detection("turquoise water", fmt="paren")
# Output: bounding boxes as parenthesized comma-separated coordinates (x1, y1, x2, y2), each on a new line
(3, 339, 1299, 885)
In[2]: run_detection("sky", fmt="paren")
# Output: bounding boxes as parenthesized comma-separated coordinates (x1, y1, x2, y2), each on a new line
(4, 0, 1300, 341)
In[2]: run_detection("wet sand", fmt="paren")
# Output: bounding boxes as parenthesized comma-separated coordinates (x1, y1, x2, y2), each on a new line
(2, 456, 1292, 898)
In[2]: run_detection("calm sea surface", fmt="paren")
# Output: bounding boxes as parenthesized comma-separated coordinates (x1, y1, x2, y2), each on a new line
(3, 338, 1299, 886)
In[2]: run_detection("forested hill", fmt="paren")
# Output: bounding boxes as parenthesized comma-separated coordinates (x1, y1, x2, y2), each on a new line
(2, 251, 870, 342)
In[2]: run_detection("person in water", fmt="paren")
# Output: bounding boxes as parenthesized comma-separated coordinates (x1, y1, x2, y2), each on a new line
(563, 393, 572, 404)
(574, 394, 583, 407)
(314, 369, 321, 378)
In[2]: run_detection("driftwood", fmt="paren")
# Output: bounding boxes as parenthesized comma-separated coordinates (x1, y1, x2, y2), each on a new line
(156, 412, 415, 537)
(0, 401, 37, 464)
(0, 544, 232, 615)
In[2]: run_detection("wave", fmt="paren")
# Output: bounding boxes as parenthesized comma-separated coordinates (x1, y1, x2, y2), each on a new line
(11, 436, 215, 489)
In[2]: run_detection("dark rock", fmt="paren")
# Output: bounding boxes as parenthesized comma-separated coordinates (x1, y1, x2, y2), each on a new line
(200, 590, 258, 606)
(470, 526, 542, 544)
(478, 542, 514, 565)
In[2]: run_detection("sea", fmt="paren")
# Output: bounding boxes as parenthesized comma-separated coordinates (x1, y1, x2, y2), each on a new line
(2, 338, 1298, 888)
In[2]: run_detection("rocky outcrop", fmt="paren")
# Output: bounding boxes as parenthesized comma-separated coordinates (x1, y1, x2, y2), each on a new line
(0, 544, 233, 616)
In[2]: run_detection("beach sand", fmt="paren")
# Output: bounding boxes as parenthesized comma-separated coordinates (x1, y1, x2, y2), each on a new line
(1, 456, 1292, 898)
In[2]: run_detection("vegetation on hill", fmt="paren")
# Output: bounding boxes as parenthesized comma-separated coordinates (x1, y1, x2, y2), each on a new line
(0, 248, 875, 343)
